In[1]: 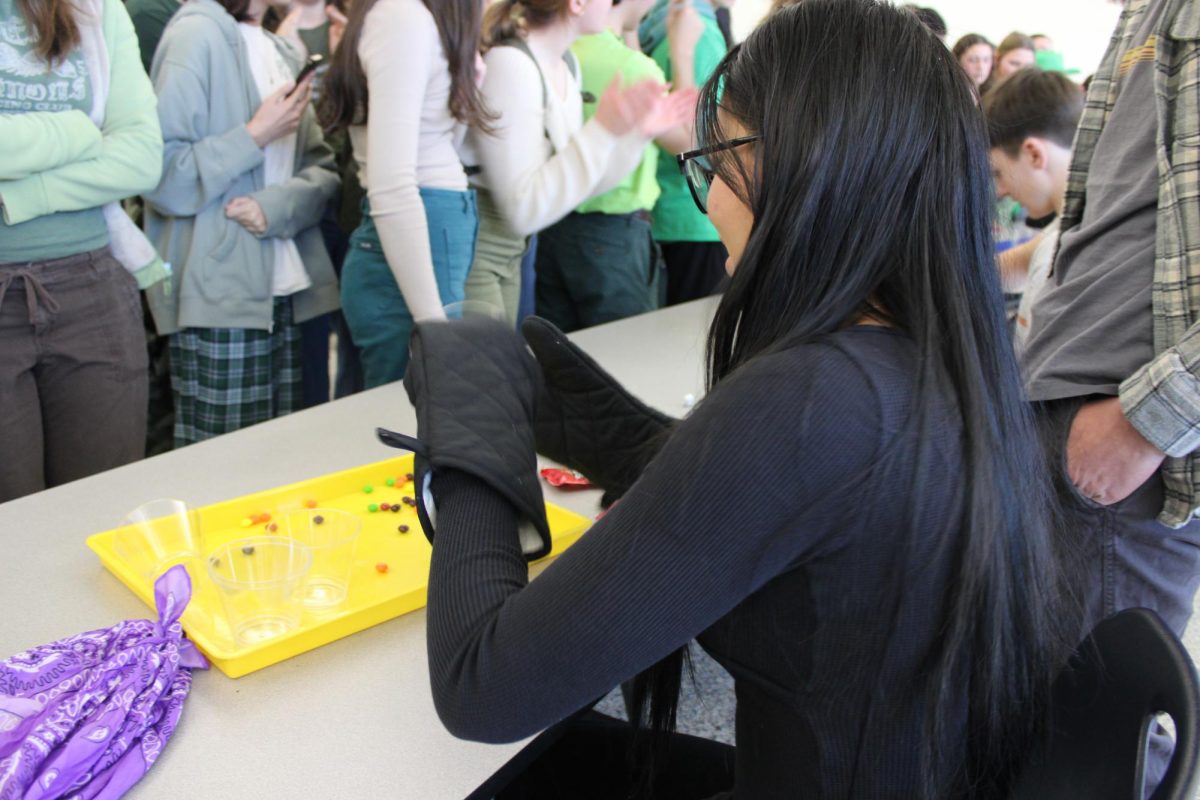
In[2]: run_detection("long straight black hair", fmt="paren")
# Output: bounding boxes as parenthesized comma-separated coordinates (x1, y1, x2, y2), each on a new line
(317, 0, 493, 133)
(630, 1, 1077, 796)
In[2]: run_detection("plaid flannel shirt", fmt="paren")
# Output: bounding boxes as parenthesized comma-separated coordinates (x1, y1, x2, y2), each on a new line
(1060, 0, 1200, 527)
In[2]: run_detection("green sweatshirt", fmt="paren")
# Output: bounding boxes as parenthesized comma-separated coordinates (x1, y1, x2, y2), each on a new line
(0, 0, 163, 263)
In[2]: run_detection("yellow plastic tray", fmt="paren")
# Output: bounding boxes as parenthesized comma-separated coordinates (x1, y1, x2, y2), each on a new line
(87, 455, 591, 678)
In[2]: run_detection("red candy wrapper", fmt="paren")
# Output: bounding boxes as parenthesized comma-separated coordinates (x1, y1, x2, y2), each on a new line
(539, 468, 594, 489)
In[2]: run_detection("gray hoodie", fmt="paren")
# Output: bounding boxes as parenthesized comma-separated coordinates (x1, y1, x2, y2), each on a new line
(143, 0, 339, 334)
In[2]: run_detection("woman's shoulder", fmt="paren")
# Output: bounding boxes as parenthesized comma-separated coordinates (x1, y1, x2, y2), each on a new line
(483, 41, 542, 75)
(740, 328, 914, 397)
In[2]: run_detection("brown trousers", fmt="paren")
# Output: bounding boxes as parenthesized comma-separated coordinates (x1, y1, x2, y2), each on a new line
(0, 248, 147, 503)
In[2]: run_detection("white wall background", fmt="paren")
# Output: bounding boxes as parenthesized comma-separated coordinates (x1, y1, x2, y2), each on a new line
(729, 0, 1124, 80)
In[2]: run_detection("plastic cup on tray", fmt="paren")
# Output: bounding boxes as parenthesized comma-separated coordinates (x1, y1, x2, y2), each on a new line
(115, 499, 204, 581)
(284, 508, 361, 611)
(206, 536, 312, 647)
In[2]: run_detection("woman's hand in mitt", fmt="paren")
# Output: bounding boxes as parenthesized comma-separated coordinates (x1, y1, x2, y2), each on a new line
(521, 316, 675, 505)
(378, 316, 552, 560)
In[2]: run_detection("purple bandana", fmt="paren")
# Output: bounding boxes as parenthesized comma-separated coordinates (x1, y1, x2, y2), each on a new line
(0, 566, 208, 799)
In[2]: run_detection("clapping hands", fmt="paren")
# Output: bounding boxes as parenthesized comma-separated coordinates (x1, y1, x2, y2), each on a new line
(594, 78, 699, 141)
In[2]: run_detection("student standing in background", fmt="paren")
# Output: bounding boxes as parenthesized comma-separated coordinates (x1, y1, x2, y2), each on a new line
(639, 0, 729, 305)
(534, 0, 702, 332)
(462, 0, 694, 324)
(146, 0, 340, 444)
(983, 69, 1082, 356)
(1, 0, 162, 502)
(953, 33, 994, 93)
(320, 0, 489, 388)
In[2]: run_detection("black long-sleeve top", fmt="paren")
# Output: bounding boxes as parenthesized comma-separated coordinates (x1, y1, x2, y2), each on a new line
(427, 327, 968, 798)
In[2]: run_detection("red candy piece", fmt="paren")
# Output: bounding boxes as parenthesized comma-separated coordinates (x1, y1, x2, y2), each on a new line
(539, 468, 593, 489)
(267, 523, 278, 532)
(375, 562, 389, 574)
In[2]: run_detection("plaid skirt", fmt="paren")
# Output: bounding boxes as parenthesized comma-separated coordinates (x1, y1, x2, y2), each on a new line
(169, 298, 302, 446)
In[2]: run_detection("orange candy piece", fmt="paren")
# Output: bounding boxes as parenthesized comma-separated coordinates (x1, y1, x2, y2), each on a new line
(304, 499, 318, 509)
(375, 562, 389, 574)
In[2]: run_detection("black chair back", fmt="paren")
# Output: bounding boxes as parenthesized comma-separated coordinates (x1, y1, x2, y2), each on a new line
(1010, 608, 1200, 799)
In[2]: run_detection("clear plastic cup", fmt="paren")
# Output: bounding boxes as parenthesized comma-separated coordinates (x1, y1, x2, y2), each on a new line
(115, 499, 204, 581)
(284, 508, 361, 610)
(207, 537, 312, 647)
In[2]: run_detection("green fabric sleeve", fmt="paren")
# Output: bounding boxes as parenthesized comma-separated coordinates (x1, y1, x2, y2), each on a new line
(0, 0, 162, 226)
(0, 111, 102, 182)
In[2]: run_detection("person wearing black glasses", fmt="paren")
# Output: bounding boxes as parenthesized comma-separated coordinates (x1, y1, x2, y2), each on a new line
(394, 1, 1079, 797)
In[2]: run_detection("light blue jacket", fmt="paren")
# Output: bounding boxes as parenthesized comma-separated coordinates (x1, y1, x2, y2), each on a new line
(143, 0, 339, 333)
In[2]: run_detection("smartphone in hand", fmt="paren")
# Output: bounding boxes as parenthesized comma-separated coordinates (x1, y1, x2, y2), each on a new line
(285, 54, 324, 99)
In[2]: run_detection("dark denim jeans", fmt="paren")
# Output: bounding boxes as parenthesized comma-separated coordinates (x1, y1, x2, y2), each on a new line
(340, 188, 478, 388)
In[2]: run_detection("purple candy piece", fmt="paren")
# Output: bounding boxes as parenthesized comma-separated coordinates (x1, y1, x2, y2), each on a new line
(0, 565, 209, 799)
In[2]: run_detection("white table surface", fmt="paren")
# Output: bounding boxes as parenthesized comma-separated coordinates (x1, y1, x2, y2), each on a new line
(0, 298, 717, 799)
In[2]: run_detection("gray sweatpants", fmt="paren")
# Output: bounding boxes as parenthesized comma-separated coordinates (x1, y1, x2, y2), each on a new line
(0, 248, 148, 503)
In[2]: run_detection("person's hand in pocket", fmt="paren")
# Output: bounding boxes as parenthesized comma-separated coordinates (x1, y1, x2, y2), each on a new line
(1067, 397, 1165, 505)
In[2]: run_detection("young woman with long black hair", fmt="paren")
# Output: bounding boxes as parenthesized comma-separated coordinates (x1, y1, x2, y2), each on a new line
(318, 0, 491, 387)
(394, 1, 1078, 796)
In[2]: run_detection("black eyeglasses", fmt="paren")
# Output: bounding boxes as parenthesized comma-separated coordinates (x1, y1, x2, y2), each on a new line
(677, 135, 760, 214)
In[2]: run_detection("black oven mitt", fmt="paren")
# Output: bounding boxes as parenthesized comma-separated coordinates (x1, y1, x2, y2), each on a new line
(375, 316, 551, 561)
(521, 316, 676, 506)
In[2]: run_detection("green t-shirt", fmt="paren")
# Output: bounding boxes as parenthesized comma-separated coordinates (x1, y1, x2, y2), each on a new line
(649, 18, 725, 242)
(572, 31, 662, 216)
(0, 0, 108, 262)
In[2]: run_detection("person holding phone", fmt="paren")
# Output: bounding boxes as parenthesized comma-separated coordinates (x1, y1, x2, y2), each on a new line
(144, 0, 341, 445)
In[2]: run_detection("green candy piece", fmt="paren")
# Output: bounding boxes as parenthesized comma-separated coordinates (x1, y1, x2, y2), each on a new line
(368, 503, 379, 513)
(363, 484, 374, 494)
(385, 477, 396, 487)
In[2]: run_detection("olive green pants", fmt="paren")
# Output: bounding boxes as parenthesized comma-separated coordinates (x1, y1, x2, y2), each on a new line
(464, 189, 528, 325)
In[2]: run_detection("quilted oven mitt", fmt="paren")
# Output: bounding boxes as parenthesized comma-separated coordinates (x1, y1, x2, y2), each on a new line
(376, 316, 552, 561)
(521, 317, 675, 505)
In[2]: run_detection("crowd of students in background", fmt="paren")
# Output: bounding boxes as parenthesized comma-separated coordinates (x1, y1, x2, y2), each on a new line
(4, 0, 1088, 480)
(0, 0, 1077, 491)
